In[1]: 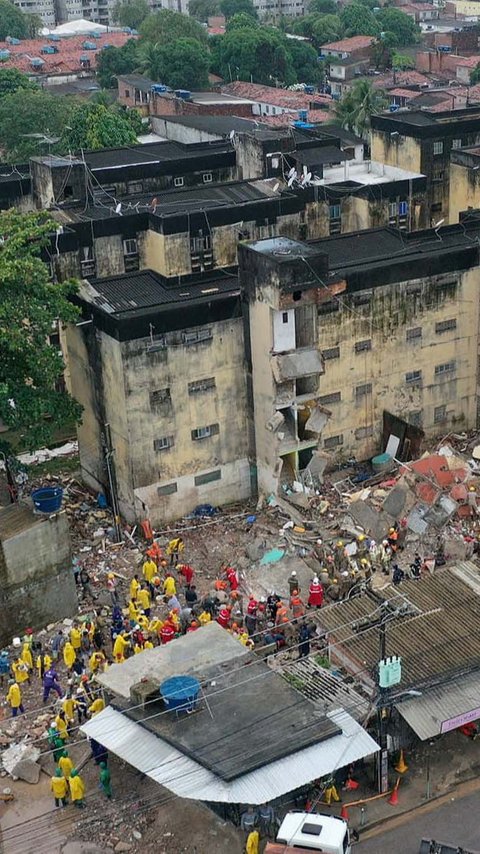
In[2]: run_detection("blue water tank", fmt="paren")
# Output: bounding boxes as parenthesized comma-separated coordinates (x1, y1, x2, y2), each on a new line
(304, 85, 314, 95)
(6, 37, 21, 44)
(160, 676, 200, 714)
(298, 109, 308, 122)
(31, 487, 63, 513)
(0, 49, 10, 60)
(151, 84, 167, 93)
(83, 41, 97, 50)
(175, 89, 192, 100)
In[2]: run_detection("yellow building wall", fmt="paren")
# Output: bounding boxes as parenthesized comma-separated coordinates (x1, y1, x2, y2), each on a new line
(317, 268, 479, 460)
(371, 131, 422, 173)
(449, 162, 480, 224)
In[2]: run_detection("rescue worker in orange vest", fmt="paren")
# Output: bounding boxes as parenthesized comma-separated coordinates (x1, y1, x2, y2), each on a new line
(290, 590, 305, 620)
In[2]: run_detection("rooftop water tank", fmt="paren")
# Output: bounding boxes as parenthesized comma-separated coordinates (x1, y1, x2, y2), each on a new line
(175, 89, 192, 100)
(371, 452, 392, 473)
(0, 50, 11, 60)
(6, 37, 21, 44)
(160, 676, 200, 714)
(82, 41, 97, 50)
(31, 486, 63, 513)
(304, 85, 314, 95)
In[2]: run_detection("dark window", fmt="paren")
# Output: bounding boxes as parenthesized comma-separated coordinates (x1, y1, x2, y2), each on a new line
(282, 312, 289, 323)
(183, 328, 213, 345)
(355, 425, 373, 439)
(157, 482, 177, 496)
(406, 370, 422, 384)
(318, 300, 339, 315)
(323, 346, 340, 360)
(324, 434, 343, 448)
(406, 327, 422, 341)
(356, 383, 372, 398)
(188, 377, 216, 395)
(435, 318, 457, 333)
(191, 423, 219, 441)
(318, 392, 341, 405)
(434, 404, 447, 423)
(150, 388, 171, 408)
(194, 469, 221, 486)
(355, 339, 372, 353)
(409, 410, 423, 427)
(153, 436, 174, 451)
(431, 202, 443, 213)
(124, 88, 130, 97)
(435, 361, 456, 375)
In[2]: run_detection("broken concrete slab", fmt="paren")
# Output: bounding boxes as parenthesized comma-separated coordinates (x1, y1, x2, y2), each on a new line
(12, 758, 41, 784)
(382, 484, 416, 520)
(348, 500, 395, 542)
(2, 742, 40, 778)
(406, 503, 429, 535)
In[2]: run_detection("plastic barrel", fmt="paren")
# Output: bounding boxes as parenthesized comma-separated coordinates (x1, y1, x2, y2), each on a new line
(371, 453, 392, 473)
(31, 487, 63, 513)
(160, 676, 200, 714)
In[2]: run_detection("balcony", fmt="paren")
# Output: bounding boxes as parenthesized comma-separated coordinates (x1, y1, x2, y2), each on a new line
(271, 347, 324, 384)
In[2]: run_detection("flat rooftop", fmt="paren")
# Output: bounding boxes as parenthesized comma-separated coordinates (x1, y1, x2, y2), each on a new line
(318, 159, 424, 186)
(108, 625, 340, 781)
(79, 267, 239, 317)
(78, 139, 233, 170)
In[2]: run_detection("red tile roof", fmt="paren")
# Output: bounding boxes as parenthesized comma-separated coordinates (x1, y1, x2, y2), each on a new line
(321, 36, 375, 52)
(221, 81, 332, 109)
(0, 32, 134, 76)
(374, 69, 431, 88)
(261, 108, 330, 126)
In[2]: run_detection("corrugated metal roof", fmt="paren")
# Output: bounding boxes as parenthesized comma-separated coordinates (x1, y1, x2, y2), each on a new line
(396, 670, 480, 740)
(281, 659, 371, 720)
(81, 707, 379, 804)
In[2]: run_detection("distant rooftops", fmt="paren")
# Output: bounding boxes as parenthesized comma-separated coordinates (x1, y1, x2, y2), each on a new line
(0, 31, 133, 75)
(321, 35, 376, 52)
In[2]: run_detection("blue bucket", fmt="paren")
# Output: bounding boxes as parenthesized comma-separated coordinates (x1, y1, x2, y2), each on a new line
(31, 487, 63, 513)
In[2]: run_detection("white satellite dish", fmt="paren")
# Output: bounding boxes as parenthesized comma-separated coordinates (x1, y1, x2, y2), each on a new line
(115, 202, 122, 215)
(287, 166, 296, 179)
(287, 175, 295, 187)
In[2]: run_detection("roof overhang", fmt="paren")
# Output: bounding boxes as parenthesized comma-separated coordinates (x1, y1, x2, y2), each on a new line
(81, 707, 379, 805)
(396, 671, 480, 740)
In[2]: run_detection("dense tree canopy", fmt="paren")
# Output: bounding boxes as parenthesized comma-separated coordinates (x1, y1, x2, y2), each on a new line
(62, 104, 140, 151)
(471, 62, 480, 85)
(95, 39, 138, 89)
(376, 7, 420, 46)
(308, 0, 337, 14)
(112, 0, 150, 30)
(0, 0, 29, 40)
(0, 89, 71, 161)
(219, 0, 257, 18)
(0, 69, 36, 100)
(287, 39, 323, 84)
(340, 3, 379, 37)
(0, 210, 82, 452)
(188, 0, 221, 20)
(139, 9, 208, 44)
(212, 25, 295, 85)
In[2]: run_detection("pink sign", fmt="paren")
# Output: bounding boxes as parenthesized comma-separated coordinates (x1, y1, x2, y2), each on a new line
(440, 707, 480, 733)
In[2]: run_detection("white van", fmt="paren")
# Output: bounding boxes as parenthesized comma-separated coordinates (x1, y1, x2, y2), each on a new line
(265, 811, 351, 854)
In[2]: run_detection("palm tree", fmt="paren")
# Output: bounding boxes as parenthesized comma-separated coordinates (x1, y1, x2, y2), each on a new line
(331, 81, 388, 140)
(136, 42, 164, 82)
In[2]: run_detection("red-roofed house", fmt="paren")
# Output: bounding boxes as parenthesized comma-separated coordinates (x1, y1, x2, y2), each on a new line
(220, 81, 332, 119)
(0, 33, 134, 83)
(320, 36, 376, 60)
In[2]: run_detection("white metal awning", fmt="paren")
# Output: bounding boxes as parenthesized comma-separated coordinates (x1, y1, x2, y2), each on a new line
(396, 672, 480, 740)
(81, 707, 379, 805)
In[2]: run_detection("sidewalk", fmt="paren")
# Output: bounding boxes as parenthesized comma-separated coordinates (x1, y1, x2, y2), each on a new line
(324, 728, 480, 834)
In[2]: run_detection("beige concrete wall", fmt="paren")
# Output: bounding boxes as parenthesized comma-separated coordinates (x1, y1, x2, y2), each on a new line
(449, 162, 480, 224)
(371, 131, 422, 173)
(248, 296, 280, 495)
(318, 268, 479, 460)
(119, 316, 250, 523)
(142, 229, 191, 277)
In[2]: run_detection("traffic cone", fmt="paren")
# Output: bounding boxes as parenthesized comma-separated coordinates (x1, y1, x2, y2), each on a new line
(340, 804, 349, 820)
(388, 779, 400, 806)
(395, 749, 408, 773)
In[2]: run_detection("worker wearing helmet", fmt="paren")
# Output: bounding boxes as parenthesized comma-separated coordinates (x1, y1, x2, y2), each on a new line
(51, 768, 68, 808)
(6, 680, 24, 716)
(69, 769, 85, 808)
(288, 571, 299, 595)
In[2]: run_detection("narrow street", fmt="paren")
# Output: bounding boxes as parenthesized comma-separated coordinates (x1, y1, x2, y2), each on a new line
(357, 789, 480, 853)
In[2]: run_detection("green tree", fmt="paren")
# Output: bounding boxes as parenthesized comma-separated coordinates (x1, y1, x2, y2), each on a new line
(212, 25, 295, 85)
(96, 39, 138, 88)
(471, 62, 480, 85)
(332, 79, 387, 137)
(113, 0, 150, 30)
(392, 51, 415, 69)
(226, 11, 257, 29)
(340, 3, 379, 37)
(0, 0, 28, 40)
(62, 104, 138, 151)
(287, 39, 323, 84)
(220, 0, 257, 19)
(136, 41, 164, 80)
(0, 89, 70, 161)
(158, 38, 210, 89)
(0, 68, 37, 100)
(25, 13, 43, 37)
(0, 210, 82, 452)
(139, 9, 208, 44)
(308, 0, 337, 13)
(188, 0, 221, 21)
(376, 8, 420, 46)
(311, 13, 343, 46)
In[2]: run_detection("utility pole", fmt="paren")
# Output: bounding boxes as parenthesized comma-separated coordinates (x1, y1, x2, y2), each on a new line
(103, 423, 123, 544)
(377, 604, 390, 794)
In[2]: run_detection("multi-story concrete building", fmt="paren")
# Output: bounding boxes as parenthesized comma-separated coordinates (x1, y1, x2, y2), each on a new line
(371, 107, 480, 225)
(65, 219, 480, 522)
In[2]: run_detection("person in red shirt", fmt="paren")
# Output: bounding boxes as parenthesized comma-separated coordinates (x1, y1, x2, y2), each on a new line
(225, 566, 239, 591)
(187, 621, 199, 633)
(217, 605, 231, 629)
(308, 577, 324, 609)
(178, 564, 194, 586)
(160, 622, 176, 645)
(247, 595, 258, 615)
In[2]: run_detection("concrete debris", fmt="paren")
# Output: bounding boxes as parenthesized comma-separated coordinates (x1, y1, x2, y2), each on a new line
(12, 757, 41, 784)
(114, 844, 132, 853)
(2, 743, 40, 779)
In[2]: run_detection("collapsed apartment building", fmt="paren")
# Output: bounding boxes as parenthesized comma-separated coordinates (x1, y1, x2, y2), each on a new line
(2, 120, 480, 523)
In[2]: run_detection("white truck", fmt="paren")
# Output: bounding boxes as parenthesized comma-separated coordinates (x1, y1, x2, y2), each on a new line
(265, 811, 351, 854)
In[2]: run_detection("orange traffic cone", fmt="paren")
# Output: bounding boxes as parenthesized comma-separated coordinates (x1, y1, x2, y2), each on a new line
(388, 779, 400, 806)
(395, 749, 408, 774)
(340, 804, 349, 820)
